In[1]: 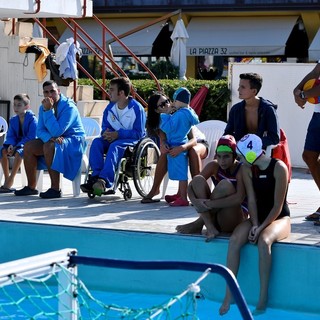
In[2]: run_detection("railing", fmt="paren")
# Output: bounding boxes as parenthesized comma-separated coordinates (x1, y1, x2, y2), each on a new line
(33, 12, 181, 106)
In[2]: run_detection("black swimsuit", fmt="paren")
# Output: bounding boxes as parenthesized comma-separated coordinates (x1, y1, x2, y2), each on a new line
(251, 158, 290, 223)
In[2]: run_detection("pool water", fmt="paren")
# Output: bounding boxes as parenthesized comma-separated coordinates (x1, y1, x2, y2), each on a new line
(92, 290, 320, 320)
(0, 280, 319, 319)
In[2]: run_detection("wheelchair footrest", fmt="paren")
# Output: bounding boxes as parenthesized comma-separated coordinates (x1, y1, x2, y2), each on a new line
(104, 189, 116, 195)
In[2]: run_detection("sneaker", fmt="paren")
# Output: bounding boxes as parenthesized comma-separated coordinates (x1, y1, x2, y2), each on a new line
(80, 176, 98, 193)
(169, 197, 189, 207)
(39, 188, 61, 199)
(164, 194, 179, 203)
(14, 186, 38, 196)
(93, 178, 106, 195)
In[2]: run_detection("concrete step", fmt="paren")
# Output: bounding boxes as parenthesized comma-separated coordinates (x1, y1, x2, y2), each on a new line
(4, 21, 33, 37)
(77, 100, 108, 122)
(59, 85, 94, 101)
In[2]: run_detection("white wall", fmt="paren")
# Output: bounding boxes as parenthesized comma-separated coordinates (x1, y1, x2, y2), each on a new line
(228, 62, 317, 168)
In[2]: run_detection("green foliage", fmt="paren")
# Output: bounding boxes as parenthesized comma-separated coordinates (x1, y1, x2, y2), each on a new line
(77, 78, 230, 122)
(149, 60, 179, 79)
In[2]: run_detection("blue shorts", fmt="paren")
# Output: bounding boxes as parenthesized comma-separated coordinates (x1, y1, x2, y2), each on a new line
(304, 112, 320, 152)
(167, 151, 188, 181)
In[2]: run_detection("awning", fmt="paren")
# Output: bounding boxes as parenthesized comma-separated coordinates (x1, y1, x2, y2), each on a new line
(59, 18, 165, 56)
(186, 16, 298, 56)
(309, 28, 320, 62)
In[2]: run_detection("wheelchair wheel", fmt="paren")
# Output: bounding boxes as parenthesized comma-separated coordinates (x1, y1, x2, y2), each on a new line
(124, 189, 132, 200)
(132, 137, 160, 197)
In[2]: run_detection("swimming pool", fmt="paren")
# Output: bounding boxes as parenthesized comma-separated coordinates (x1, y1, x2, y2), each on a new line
(0, 221, 319, 317)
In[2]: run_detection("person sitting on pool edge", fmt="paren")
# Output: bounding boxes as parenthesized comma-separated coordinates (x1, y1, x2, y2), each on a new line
(177, 134, 248, 240)
(219, 133, 290, 316)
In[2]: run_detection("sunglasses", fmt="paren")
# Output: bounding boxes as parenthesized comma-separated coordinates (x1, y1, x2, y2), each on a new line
(157, 99, 170, 109)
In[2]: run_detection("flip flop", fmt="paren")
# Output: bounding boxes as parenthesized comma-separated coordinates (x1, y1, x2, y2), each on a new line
(141, 198, 160, 204)
(305, 212, 320, 221)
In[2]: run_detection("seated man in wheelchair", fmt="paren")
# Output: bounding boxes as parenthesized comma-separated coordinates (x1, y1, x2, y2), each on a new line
(80, 77, 146, 195)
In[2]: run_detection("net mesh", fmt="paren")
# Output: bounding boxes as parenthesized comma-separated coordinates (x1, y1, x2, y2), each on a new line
(0, 263, 204, 319)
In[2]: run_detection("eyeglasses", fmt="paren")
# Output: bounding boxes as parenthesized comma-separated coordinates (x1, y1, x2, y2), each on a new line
(157, 99, 170, 109)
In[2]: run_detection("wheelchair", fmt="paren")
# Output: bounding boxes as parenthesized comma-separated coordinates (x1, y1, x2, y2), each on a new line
(83, 137, 160, 200)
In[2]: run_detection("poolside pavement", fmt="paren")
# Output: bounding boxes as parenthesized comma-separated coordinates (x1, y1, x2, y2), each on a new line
(0, 167, 319, 246)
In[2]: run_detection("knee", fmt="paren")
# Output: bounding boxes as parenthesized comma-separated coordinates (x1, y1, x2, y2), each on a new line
(43, 141, 54, 154)
(191, 175, 206, 185)
(257, 237, 272, 254)
(228, 235, 242, 252)
(213, 180, 235, 198)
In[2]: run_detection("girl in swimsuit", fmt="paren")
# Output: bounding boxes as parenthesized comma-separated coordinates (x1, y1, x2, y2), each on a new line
(219, 133, 290, 315)
(178, 134, 248, 240)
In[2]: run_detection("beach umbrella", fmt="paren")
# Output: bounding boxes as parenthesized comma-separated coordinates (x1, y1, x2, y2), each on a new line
(170, 19, 189, 80)
(190, 85, 209, 116)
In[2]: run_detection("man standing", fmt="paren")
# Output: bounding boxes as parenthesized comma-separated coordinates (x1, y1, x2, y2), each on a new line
(15, 80, 86, 198)
(80, 77, 146, 194)
(293, 62, 320, 222)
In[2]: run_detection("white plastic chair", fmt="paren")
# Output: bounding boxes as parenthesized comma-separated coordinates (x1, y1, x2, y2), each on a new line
(195, 120, 227, 167)
(0, 116, 8, 138)
(37, 117, 101, 197)
(161, 120, 227, 198)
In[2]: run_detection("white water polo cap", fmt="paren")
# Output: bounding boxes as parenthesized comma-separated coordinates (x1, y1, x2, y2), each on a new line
(236, 134, 263, 164)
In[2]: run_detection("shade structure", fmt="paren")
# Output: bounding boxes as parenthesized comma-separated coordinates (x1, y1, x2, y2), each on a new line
(170, 19, 189, 80)
(59, 18, 165, 56)
(309, 27, 320, 62)
(186, 16, 298, 56)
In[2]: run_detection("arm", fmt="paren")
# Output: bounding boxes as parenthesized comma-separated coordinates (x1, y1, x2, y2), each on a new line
(204, 164, 246, 209)
(37, 98, 78, 142)
(293, 63, 320, 107)
(169, 126, 197, 157)
(224, 103, 246, 142)
(260, 104, 280, 149)
(17, 113, 37, 148)
(199, 159, 219, 181)
(250, 161, 288, 243)
(159, 130, 170, 154)
(224, 107, 235, 136)
(3, 118, 17, 146)
(242, 165, 259, 227)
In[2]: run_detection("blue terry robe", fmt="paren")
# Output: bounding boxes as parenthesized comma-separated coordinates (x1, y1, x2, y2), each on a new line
(160, 107, 199, 180)
(0, 110, 38, 158)
(37, 94, 86, 181)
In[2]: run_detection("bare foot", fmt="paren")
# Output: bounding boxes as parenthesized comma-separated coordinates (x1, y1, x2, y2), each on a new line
(3, 178, 13, 189)
(254, 300, 267, 315)
(252, 308, 266, 316)
(219, 301, 230, 315)
(205, 230, 219, 242)
(176, 218, 204, 234)
(144, 189, 160, 201)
